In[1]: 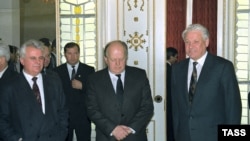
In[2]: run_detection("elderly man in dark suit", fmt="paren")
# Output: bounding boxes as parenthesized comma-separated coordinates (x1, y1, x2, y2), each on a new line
(86, 40, 154, 141)
(0, 43, 18, 86)
(171, 24, 242, 141)
(54, 42, 95, 141)
(0, 39, 68, 141)
(0, 43, 19, 141)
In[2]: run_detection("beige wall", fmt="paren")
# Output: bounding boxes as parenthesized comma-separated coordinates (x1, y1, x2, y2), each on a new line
(0, 0, 55, 47)
(0, 0, 20, 46)
(20, 0, 56, 44)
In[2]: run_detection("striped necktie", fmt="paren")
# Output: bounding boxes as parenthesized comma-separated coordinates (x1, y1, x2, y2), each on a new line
(189, 62, 198, 103)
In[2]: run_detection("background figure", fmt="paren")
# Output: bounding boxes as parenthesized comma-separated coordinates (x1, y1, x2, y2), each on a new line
(0, 39, 68, 141)
(171, 24, 242, 141)
(54, 42, 95, 141)
(51, 38, 57, 67)
(41, 41, 62, 83)
(39, 38, 56, 69)
(86, 40, 154, 141)
(40, 40, 57, 75)
(0, 43, 18, 89)
(0, 43, 18, 141)
(8, 45, 20, 72)
(166, 47, 178, 141)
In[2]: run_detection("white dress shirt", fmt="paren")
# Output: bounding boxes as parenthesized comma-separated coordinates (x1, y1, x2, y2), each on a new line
(23, 71, 45, 114)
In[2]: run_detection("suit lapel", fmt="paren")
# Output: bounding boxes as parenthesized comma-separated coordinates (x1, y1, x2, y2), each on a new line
(75, 63, 83, 80)
(192, 53, 213, 103)
(181, 59, 190, 104)
(103, 69, 120, 105)
(18, 74, 44, 134)
(62, 64, 71, 80)
(43, 74, 51, 115)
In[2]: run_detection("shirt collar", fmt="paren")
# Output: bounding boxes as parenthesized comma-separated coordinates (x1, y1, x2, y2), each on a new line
(189, 51, 207, 66)
(67, 62, 79, 70)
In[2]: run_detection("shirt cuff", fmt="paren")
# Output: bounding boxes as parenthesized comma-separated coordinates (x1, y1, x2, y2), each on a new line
(129, 127, 136, 134)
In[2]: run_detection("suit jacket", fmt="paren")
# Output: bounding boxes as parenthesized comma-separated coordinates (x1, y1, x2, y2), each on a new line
(53, 62, 95, 132)
(0, 66, 18, 86)
(166, 63, 174, 141)
(0, 72, 68, 141)
(0, 67, 18, 141)
(86, 66, 154, 141)
(48, 53, 57, 69)
(171, 53, 242, 141)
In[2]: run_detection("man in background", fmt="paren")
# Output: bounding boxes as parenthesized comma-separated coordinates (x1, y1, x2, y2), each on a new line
(54, 42, 95, 141)
(0, 43, 18, 87)
(8, 45, 20, 72)
(39, 38, 56, 69)
(166, 47, 178, 141)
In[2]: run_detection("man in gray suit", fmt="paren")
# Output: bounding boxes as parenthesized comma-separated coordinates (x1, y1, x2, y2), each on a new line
(86, 40, 154, 141)
(0, 39, 68, 141)
(171, 24, 242, 141)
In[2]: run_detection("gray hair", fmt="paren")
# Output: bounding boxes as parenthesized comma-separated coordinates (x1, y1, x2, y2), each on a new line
(20, 39, 44, 58)
(182, 23, 210, 41)
(0, 43, 10, 61)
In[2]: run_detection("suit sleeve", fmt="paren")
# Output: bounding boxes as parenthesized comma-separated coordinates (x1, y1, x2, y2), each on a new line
(0, 85, 22, 141)
(127, 71, 154, 133)
(222, 61, 242, 124)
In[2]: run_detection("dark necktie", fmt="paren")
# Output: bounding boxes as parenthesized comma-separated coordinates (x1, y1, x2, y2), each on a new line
(71, 66, 76, 80)
(116, 74, 124, 104)
(32, 77, 42, 107)
(189, 62, 198, 103)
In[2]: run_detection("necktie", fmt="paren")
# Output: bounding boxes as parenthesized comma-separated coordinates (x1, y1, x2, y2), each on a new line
(116, 74, 124, 104)
(32, 77, 42, 107)
(71, 66, 76, 80)
(189, 62, 198, 103)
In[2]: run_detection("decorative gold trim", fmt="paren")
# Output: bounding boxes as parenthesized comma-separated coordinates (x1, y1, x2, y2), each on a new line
(134, 60, 138, 65)
(127, 32, 146, 51)
(140, 0, 144, 11)
(126, 0, 145, 11)
(134, 17, 138, 22)
(127, 0, 132, 11)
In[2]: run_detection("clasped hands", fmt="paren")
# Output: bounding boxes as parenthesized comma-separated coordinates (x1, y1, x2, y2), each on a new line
(112, 125, 132, 141)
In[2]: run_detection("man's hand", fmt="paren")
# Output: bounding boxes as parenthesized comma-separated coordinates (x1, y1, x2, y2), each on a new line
(71, 79, 82, 90)
(112, 125, 132, 140)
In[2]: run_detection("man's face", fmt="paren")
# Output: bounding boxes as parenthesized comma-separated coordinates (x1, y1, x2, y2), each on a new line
(0, 56, 7, 71)
(104, 43, 127, 74)
(43, 46, 51, 68)
(184, 30, 209, 60)
(169, 54, 178, 64)
(20, 46, 44, 76)
(64, 46, 80, 66)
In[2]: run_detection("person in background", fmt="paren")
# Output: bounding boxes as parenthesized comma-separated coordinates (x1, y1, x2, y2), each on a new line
(40, 41, 58, 75)
(0, 39, 68, 141)
(171, 23, 242, 141)
(8, 45, 20, 72)
(39, 38, 56, 69)
(51, 38, 57, 67)
(54, 42, 95, 141)
(86, 40, 154, 141)
(166, 47, 178, 141)
(0, 43, 18, 86)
